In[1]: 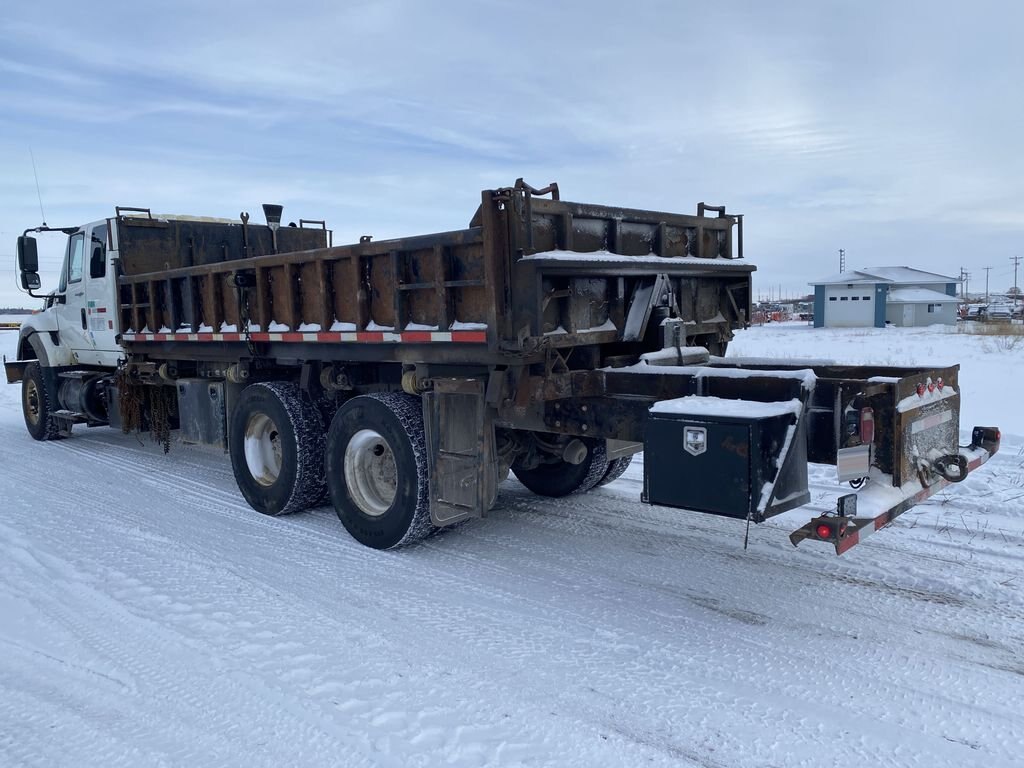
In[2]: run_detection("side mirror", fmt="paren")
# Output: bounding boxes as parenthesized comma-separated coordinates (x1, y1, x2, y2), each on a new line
(17, 236, 39, 272)
(16, 236, 41, 292)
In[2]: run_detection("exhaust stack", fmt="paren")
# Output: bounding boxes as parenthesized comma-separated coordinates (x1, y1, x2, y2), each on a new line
(262, 204, 283, 252)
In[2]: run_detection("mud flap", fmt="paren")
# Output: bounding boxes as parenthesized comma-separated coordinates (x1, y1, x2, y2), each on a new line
(4, 356, 30, 384)
(423, 379, 497, 527)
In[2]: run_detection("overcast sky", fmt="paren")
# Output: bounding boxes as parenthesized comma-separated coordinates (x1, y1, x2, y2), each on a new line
(2, 0, 1022, 307)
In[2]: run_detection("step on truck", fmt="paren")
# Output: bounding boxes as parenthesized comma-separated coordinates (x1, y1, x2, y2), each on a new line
(5, 180, 1001, 554)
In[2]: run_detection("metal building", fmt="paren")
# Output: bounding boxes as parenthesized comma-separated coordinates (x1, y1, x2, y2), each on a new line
(809, 267, 959, 328)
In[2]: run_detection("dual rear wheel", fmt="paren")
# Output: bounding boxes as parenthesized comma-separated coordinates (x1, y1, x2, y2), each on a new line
(229, 386, 432, 549)
(230, 384, 630, 549)
(510, 441, 633, 497)
(228, 382, 328, 516)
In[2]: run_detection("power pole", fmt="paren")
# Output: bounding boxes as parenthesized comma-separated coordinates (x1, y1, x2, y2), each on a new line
(984, 266, 992, 303)
(1012, 255, 1022, 296)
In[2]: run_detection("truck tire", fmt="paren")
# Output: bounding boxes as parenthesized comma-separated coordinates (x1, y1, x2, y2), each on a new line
(228, 382, 327, 516)
(597, 455, 633, 487)
(22, 362, 61, 441)
(325, 392, 434, 550)
(511, 439, 608, 497)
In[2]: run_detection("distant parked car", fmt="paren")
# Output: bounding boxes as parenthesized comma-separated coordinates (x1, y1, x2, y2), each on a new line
(987, 304, 1013, 321)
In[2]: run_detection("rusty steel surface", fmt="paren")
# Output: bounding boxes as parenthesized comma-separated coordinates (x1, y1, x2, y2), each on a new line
(116, 184, 752, 367)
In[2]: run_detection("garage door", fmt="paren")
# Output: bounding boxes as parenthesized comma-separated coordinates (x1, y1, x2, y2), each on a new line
(825, 288, 874, 327)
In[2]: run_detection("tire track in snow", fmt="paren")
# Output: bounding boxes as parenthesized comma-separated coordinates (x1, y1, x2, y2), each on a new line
(0, 518, 385, 768)
(2, 421, 1022, 766)
(0, 434, 663, 768)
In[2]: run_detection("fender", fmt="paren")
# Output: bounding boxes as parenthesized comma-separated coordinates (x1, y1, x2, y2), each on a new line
(5, 330, 52, 384)
(17, 322, 75, 368)
(17, 330, 50, 366)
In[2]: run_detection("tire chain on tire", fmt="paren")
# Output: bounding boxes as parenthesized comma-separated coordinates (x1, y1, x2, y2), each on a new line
(362, 391, 435, 548)
(575, 439, 610, 493)
(239, 381, 328, 515)
(22, 362, 61, 441)
(597, 454, 633, 487)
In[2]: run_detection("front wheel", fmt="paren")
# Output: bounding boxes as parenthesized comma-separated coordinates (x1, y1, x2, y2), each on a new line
(228, 382, 327, 515)
(22, 362, 61, 441)
(325, 392, 434, 550)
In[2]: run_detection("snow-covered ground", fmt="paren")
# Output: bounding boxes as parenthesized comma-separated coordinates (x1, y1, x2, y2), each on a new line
(1, 318, 1022, 768)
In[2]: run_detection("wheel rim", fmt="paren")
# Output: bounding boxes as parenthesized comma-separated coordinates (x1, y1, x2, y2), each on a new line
(244, 413, 283, 487)
(24, 379, 41, 426)
(344, 428, 397, 517)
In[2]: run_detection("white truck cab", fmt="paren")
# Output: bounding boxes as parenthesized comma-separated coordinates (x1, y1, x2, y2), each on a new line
(13, 219, 122, 370)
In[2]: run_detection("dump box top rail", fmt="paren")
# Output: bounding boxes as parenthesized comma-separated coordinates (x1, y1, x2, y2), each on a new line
(115, 182, 753, 360)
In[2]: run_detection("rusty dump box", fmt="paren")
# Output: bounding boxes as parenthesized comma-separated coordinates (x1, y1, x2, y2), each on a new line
(114, 181, 752, 363)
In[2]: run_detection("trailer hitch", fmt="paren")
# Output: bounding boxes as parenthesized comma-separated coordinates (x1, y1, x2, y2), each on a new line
(932, 454, 968, 483)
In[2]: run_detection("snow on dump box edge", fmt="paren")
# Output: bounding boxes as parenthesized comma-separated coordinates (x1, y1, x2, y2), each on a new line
(520, 249, 752, 269)
(651, 395, 803, 418)
(611, 358, 818, 390)
(719, 355, 835, 367)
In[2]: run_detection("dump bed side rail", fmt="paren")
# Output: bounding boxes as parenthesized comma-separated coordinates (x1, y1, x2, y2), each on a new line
(117, 225, 496, 350)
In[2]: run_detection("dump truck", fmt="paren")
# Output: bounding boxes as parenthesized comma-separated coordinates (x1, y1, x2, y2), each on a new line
(5, 180, 1000, 554)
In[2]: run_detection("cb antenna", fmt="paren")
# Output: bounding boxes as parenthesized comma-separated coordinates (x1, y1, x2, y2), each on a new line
(29, 146, 47, 227)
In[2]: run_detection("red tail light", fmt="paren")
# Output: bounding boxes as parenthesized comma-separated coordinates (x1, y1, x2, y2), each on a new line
(927, 381, 935, 393)
(936, 377, 944, 391)
(816, 524, 834, 539)
(860, 407, 874, 444)
(916, 383, 925, 397)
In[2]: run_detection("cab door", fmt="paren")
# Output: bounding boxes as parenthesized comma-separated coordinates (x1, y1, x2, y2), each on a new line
(53, 229, 92, 359)
(81, 221, 120, 364)
(54, 222, 120, 366)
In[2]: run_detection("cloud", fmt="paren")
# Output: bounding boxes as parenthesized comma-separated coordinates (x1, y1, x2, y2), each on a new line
(0, 0, 1021, 306)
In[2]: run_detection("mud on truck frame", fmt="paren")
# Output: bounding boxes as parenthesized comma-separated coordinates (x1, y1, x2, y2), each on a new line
(5, 180, 1000, 554)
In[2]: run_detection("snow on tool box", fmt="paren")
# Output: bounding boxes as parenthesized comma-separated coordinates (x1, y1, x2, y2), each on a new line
(4, 179, 999, 554)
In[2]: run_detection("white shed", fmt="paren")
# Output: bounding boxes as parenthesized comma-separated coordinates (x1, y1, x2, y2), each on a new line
(809, 267, 959, 328)
(885, 287, 959, 327)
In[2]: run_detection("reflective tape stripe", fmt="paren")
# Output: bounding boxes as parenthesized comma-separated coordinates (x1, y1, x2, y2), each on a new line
(911, 409, 953, 434)
(122, 330, 488, 344)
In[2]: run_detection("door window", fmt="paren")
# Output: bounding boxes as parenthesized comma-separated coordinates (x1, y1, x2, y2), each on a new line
(67, 233, 85, 284)
(89, 224, 107, 279)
